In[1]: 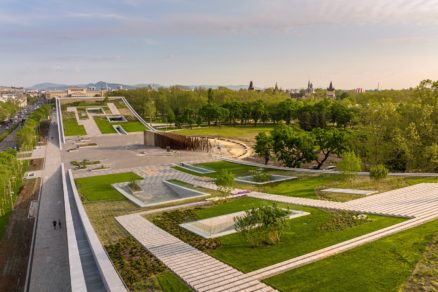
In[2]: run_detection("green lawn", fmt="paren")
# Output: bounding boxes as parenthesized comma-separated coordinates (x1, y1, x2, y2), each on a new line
(75, 172, 141, 202)
(174, 125, 274, 143)
(157, 197, 405, 272)
(93, 116, 145, 134)
(62, 112, 86, 136)
(156, 271, 191, 292)
(264, 219, 438, 292)
(180, 161, 438, 201)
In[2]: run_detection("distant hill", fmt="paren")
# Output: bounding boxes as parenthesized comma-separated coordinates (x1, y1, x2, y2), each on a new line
(28, 81, 248, 91)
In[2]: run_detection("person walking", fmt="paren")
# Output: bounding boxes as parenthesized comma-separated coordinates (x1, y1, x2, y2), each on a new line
(58, 220, 62, 229)
(52, 220, 57, 230)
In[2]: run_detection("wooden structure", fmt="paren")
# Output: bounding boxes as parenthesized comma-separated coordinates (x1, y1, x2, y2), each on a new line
(144, 131, 211, 152)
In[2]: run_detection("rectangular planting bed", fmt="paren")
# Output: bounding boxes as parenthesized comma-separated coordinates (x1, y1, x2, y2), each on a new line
(112, 179, 210, 207)
(177, 163, 216, 174)
(106, 115, 127, 122)
(180, 209, 310, 238)
(235, 174, 297, 185)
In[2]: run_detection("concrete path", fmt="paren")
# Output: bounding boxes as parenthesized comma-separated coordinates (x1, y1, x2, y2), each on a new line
(116, 213, 276, 292)
(107, 103, 121, 115)
(29, 113, 70, 292)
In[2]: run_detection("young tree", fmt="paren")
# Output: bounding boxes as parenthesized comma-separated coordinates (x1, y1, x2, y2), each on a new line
(271, 125, 316, 167)
(337, 151, 362, 181)
(215, 169, 234, 198)
(312, 128, 350, 169)
(255, 132, 273, 165)
(234, 204, 289, 246)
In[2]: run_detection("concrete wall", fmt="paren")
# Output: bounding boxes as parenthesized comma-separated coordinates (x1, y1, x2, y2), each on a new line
(144, 131, 155, 146)
(68, 169, 127, 292)
(163, 180, 209, 198)
(61, 164, 87, 291)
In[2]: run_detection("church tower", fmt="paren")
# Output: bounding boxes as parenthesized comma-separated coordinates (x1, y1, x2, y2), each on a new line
(327, 81, 336, 99)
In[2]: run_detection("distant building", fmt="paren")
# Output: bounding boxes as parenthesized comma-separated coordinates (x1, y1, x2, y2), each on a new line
(45, 87, 107, 99)
(355, 88, 365, 93)
(327, 81, 336, 99)
(0, 93, 27, 107)
(248, 81, 255, 91)
(306, 81, 314, 94)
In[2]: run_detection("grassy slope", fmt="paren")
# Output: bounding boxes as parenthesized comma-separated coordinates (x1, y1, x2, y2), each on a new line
(63, 116, 86, 136)
(75, 172, 141, 202)
(264, 219, 438, 292)
(184, 197, 405, 272)
(174, 126, 274, 143)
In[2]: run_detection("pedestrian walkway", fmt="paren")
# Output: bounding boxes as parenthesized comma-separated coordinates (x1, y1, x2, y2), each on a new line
(29, 114, 70, 292)
(116, 213, 276, 292)
(107, 103, 121, 115)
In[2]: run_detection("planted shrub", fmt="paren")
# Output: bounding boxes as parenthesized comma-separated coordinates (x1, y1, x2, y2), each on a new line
(152, 209, 221, 251)
(105, 237, 166, 290)
(251, 170, 272, 182)
(234, 204, 289, 246)
(369, 164, 389, 180)
(215, 169, 234, 198)
(319, 211, 370, 232)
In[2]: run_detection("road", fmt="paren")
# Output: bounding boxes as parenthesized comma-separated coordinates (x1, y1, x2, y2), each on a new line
(0, 125, 19, 150)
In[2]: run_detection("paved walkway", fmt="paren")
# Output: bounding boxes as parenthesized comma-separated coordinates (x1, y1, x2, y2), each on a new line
(29, 113, 70, 292)
(116, 213, 276, 292)
(107, 103, 121, 115)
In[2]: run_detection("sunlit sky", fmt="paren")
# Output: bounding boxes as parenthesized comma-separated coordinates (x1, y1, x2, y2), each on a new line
(1, 0, 438, 89)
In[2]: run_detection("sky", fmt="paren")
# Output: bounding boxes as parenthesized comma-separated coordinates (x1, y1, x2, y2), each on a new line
(0, 0, 437, 89)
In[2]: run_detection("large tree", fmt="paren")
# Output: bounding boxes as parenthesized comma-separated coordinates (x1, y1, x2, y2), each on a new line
(271, 125, 315, 167)
(312, 128, 350, 169)
(255, 132, 273, 165)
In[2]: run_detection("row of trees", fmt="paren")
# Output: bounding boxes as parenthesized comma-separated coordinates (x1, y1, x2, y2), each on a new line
(0, 149, 27, 220)
(109, 87, 355, 128)
(16, 105, 51, 151)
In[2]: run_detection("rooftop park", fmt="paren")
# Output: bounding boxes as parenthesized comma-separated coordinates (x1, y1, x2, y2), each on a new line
(149, 197, 405, 272)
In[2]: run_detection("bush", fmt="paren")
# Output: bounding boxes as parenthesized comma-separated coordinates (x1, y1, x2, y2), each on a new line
(369, 164, 389, 180)
(319, 211, 370, 232)
(251, 170, 272, 182)
(234, 204, 289, 246)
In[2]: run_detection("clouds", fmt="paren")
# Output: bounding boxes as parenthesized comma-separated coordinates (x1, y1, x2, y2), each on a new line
(0, 0, 437, 88)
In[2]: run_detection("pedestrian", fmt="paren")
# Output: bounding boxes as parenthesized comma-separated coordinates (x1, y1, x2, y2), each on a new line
(52, 220, 57, 230)
(58, 220, 62, 229)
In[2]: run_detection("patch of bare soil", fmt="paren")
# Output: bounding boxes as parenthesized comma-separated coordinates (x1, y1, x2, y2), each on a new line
(28, 158, 44, 171)
(0, 178, 41, 292)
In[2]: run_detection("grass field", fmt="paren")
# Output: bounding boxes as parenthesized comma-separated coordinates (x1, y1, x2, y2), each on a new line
(93, 116, 145, 133)
(155, 197, 405, 272)
(264, 219, 438, 292)
(62, 112, 86, 136)
(75, 172, 141, 202)
(174, 125, 275, 143)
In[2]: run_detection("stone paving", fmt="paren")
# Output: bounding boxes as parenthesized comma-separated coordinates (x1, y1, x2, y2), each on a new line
(107, 103, 121, 115)
(116, 213, 277, 292)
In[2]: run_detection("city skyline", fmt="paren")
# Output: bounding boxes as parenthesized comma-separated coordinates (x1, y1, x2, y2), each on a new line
(1, 0, 438, 89)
